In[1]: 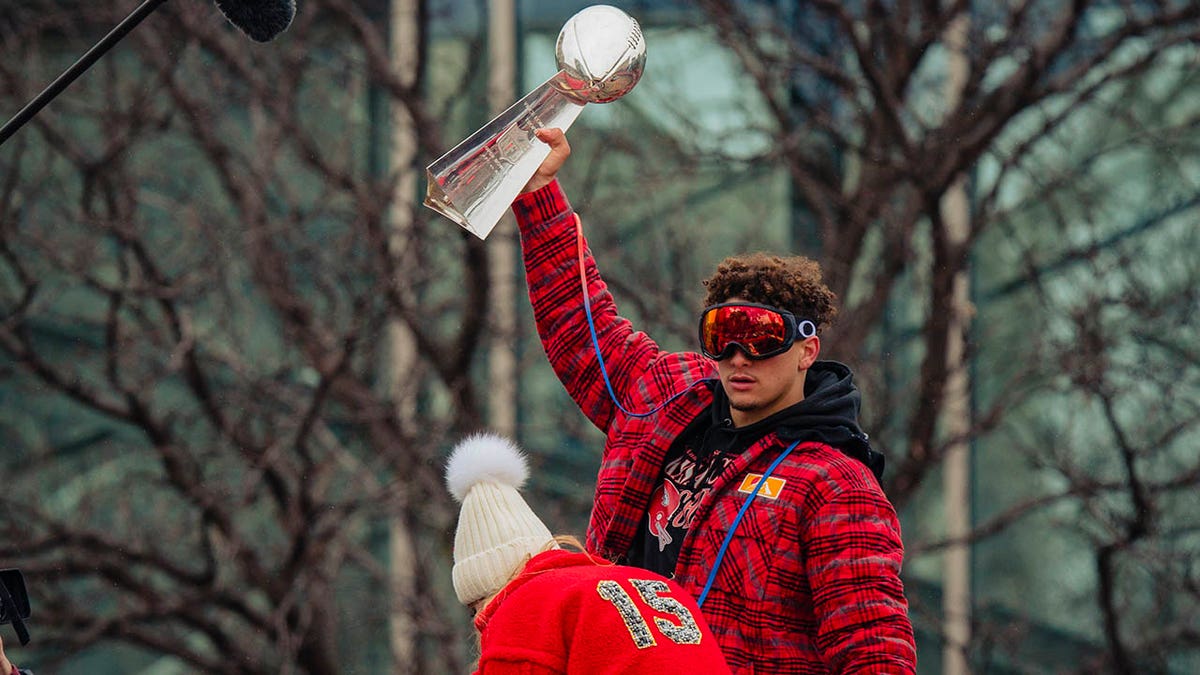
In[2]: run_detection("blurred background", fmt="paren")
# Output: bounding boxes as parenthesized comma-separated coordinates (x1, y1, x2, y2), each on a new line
(0, 0, 1197, 672)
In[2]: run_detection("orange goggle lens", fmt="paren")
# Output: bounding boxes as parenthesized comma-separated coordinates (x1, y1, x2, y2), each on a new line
(698, 303, 815, 360)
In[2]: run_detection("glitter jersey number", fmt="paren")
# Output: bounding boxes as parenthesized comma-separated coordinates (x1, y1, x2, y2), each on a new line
(595, 578, 703, 649)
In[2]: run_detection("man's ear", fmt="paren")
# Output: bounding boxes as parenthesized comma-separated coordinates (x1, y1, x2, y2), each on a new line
(798, 336, 820, 370)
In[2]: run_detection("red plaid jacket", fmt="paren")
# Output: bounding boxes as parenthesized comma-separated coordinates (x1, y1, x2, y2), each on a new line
(513, 181, 916, 674)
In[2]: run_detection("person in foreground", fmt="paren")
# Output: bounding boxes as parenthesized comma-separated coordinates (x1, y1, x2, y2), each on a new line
(0, 635, 30, 675)
(507, 128, 917, 673)
(445, 432, 732, 674)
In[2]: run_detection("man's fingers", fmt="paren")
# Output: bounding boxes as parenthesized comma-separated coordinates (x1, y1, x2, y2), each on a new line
(521, 128, 571, 193)
(537, 128, 570, 154)
(535, 127, 563, 143)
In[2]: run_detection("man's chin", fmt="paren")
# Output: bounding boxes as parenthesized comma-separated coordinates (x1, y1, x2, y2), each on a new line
(728, 398, 760, 413)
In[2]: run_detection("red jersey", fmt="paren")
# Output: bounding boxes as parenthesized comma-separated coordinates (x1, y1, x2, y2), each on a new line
(473, 549, 732, 674)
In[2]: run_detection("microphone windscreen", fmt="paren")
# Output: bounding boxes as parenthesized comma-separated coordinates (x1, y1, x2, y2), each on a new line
(212, 0, 296, 42)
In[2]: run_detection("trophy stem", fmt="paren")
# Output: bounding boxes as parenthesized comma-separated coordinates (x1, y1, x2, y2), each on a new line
(424, 72, 586, 239)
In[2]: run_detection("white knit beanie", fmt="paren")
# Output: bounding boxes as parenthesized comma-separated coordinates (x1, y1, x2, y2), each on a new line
(445, 433, 557, 606)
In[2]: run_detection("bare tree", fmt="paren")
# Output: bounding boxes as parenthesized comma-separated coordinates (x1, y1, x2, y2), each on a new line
(0, 1, 488, 672)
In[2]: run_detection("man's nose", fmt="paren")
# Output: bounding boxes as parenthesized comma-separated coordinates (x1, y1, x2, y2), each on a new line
(727, 345, 753, 365)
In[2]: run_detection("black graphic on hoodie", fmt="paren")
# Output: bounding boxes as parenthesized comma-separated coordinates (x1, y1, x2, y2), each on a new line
(626, 361, 884, 577)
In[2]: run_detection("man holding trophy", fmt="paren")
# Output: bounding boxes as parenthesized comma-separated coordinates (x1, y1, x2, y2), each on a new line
(428, 6, 917, 673)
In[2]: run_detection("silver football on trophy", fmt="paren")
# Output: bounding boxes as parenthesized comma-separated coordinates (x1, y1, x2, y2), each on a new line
(554, 5, 647, 104)
(424, 4, 648, 239)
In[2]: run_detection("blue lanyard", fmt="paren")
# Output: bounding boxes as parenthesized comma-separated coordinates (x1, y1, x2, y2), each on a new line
(571, 217, 800, 605)
(697, 438, 803, 608)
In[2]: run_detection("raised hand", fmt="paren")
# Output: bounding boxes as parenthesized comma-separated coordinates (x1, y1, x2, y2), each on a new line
(522, 128, 572, 194)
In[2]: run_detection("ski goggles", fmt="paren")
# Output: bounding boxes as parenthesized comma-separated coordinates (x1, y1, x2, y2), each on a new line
(698, 302, 817, 360)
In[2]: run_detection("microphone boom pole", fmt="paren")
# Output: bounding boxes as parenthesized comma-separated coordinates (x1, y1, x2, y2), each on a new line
(0, 0, 170, 146)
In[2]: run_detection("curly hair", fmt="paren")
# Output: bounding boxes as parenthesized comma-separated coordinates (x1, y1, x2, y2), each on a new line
(702, 253, 839, 332)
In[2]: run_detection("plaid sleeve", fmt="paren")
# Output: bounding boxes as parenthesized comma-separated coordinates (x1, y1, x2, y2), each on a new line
(512, 181, 663, 431)
(803, 488, 917, 674)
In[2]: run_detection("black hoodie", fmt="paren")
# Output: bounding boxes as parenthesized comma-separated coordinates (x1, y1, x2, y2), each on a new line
(700, 360, 884, 479)
(626, 360, 885, 575)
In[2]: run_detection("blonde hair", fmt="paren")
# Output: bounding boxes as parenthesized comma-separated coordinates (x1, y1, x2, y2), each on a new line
(472, 535, 602, 615)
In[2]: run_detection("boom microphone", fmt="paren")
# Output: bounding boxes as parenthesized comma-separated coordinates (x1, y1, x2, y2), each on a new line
(0, 0, 297, 146)
(214, 0, 297, 43)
